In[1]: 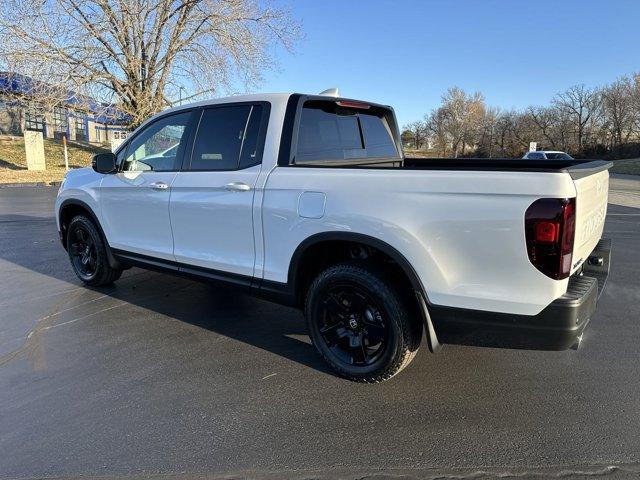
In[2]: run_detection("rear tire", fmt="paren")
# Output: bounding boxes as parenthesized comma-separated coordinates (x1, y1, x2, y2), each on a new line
(66, 215, 122, 286)
(305, 262, 421, 383)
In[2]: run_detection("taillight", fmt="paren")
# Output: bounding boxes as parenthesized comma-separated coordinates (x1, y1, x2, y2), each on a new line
(535, 221, 558, 243)
(335, 100, 371, 110)
(525, 198, 576, 280)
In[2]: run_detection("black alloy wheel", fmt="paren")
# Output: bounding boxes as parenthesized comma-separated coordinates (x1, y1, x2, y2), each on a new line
(66, 215, 122, 286)
(317, 283, 389, 366)
(69, 225, 98, 280)
(305, 262, 421, 383)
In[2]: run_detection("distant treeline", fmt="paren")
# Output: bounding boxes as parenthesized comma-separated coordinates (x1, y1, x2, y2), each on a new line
(402, 73, 640, 159)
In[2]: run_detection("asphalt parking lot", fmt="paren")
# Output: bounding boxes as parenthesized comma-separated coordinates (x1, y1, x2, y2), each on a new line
(1, 177, 639, 480)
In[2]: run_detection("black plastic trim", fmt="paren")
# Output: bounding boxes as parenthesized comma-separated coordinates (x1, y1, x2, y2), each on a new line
(286, 231, 426, 298)
(566, 160, 613, 180)
(277, 94, 302, 166)
(258, 279, 297, 306)
(402, 157, 613, 174)
(292, 157, 403, 168)
(430, 238, 611, 351)
(430, 277, 597, 350)
(581, 238, 612, 299)
(112, 249, 255, 290)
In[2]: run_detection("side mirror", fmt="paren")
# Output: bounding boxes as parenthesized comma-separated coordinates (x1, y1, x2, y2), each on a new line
(92, 152, 117, 174)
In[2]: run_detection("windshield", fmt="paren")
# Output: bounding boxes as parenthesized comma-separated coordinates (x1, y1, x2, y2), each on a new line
(545, 152, 574, 160)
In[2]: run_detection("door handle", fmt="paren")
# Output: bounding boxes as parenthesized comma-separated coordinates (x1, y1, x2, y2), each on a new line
(224, 182, 251, 192)
(150, 181, 169, 190)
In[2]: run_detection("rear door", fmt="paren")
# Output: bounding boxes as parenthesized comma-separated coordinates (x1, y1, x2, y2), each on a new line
(100, 111, 194, 260)
(170, 103, 269, 278)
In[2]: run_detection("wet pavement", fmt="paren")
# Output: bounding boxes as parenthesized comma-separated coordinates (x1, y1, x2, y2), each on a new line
(0, 179, 639, 479)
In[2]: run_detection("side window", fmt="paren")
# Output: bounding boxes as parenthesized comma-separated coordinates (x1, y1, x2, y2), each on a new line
(190, 106, 253, 171)
(239, 105, 264, 169)
(527, 152, 544, 160)
(116, 142, 129, 167)
(121, 112, 191, 172)
(295, 101, 399, 163)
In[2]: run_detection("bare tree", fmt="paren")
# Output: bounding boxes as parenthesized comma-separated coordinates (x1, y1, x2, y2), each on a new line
(633, 73, 640, 125)
(438, 87, 484, 157)
(424, 108, 450, 157)
(601, 76, 637, 151)
(476, 106, 502, 157)
(552, 84, 601, 153)
(527, 106, 560, 150)
(0, 0, 300, 127)
(403, 120, 427, 150)
(492, 111, 513, 157)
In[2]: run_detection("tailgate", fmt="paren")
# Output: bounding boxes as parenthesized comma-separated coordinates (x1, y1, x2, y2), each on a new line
(568, 161, 612, 273)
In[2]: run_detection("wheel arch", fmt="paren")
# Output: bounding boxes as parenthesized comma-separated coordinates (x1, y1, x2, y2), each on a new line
(286, 231, 440, 352)
(288, 232, 423, 296)
(58, 199, 122, 269)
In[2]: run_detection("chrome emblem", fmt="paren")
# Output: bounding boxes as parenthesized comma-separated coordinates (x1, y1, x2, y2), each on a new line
(579, 205, 606, 243)
(595, 178, 604, 195)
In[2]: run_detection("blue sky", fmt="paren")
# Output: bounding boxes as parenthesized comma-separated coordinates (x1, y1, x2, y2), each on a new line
(256, 0, 640, 127)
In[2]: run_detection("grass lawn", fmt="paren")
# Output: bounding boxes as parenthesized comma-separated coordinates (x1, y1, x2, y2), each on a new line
(0, 136, 108, 184)
(610, 158, 640, 176)
(404, 149, 441, 158)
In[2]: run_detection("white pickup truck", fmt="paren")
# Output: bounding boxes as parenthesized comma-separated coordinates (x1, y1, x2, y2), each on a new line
(55, 92, 612, 382)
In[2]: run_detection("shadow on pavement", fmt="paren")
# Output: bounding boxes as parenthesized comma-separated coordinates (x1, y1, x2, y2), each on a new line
(0, 212, 332, 376)
(95, 275, 333, 376)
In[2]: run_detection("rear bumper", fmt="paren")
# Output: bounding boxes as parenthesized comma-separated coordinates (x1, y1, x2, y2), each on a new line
(431, 238, 611, 351)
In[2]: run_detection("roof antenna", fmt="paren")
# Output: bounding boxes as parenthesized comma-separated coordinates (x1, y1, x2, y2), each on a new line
(318, 87, 340, 97)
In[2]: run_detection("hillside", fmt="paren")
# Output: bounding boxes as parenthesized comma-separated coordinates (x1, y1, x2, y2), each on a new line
(0, 136, 108, 184)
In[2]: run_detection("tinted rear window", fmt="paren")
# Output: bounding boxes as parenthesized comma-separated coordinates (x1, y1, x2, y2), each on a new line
(359, 113, 399, 158)
(295, 101, 398, 163)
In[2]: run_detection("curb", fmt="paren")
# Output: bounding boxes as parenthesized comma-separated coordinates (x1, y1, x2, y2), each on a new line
(610, 173, 640, 180)
(0, 181, 61, 188)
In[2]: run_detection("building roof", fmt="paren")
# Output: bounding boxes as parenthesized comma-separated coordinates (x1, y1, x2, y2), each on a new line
(0, 71, 131, 125)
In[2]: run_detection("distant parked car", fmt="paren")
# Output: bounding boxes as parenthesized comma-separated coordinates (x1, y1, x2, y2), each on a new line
(523, 150, 574, 160)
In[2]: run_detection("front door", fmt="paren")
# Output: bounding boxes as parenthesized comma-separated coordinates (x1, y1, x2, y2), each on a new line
(100, 111, 193, 260)
(170, 104, 267, 278)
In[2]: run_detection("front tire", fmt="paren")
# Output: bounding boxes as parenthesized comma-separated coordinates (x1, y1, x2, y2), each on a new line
(305, 262, 421, 383)
(66, 215, 122, 286)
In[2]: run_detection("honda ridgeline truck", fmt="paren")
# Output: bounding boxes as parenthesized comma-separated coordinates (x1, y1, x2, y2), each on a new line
(55, 92, 612, 382)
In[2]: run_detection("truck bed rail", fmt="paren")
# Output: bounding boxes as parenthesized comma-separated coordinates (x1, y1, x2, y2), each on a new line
(403, 157, 613, 174)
